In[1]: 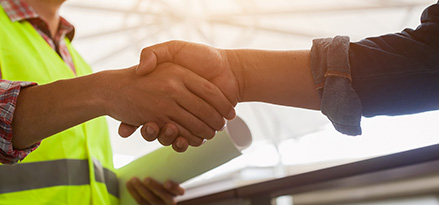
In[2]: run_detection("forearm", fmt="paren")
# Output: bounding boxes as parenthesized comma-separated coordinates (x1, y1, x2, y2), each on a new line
(11, 72, 108, 149)
(11, 65, 233, 150)
(226, 49, 320, 110)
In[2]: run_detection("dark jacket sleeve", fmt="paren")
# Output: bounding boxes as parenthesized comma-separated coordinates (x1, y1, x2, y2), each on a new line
(310, 3, 439, 135)
(350, 3, 439, 117)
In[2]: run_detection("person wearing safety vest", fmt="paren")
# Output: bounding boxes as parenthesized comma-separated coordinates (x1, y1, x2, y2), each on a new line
(0, 0, 236, 204)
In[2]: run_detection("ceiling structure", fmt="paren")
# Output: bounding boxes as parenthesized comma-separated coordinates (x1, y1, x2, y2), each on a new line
(63, 0, 433, 69)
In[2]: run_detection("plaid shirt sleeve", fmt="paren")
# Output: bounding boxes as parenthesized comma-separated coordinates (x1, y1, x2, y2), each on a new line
(0, 80, 39, 164)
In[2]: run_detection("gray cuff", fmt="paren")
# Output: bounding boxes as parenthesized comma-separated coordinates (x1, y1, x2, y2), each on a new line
(310, 36, 362, 135)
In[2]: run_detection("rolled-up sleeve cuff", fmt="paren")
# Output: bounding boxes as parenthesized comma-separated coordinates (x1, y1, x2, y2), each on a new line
(0, 81, 39, 164)
(310, 36, 363, 135)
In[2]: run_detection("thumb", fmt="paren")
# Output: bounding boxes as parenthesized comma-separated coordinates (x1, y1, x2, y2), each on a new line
(136, 47, 157, 75)
(136, 41, 178, 75)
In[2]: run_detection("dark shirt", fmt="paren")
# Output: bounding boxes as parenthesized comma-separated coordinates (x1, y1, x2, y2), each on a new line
(311, 2, 439, 135)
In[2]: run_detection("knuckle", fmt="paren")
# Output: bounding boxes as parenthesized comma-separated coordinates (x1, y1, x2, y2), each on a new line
(160, 79, 181, 93)
(164, 63, 184, 74)
(169, 40, 184, 47)
(202, 81, 218, 96)
(140, 47, 150, 57)
(168, 40, 180, 45)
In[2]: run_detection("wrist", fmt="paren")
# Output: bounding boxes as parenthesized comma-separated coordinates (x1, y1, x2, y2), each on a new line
(93, 67, 139, 120)
(223, 49, 246, 103)
(90, 69, 123, 117)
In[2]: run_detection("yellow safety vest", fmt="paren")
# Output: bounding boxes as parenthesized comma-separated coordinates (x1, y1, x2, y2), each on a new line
(0, 6, 119, 205)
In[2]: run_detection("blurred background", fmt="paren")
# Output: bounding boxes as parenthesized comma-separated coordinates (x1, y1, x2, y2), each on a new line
(61, 0, 438, 204)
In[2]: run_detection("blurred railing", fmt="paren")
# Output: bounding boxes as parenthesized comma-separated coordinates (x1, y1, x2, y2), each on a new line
(179, 144, 439, 205)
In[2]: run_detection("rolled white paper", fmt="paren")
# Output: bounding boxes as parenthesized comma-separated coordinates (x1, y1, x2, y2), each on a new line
(117, 116, 252, 205)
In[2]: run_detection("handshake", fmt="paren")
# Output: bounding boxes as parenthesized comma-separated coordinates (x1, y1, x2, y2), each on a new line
(11, 39, 318, 152)
(105, 40, 319, 152)
(111, 41, 244, 152)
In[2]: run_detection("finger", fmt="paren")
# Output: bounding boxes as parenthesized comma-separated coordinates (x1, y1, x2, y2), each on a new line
(166, 65, 225, 133)
(171, 137, 189, 152)
(184, 71, 236, 121)
(158, 120, 204, 147)
(137, 41, 187, 75)
(144, 178, 176, 205)
(177, 85, 226, 132)
(140, 122, 160, 142)
(137, 49, 157, 76)
(132, 177, 163, 205)
(156, 123, 178, 146)
(119, 122, 138, 138)
(126, 178, 148, 205)
(164, 180, 185, 196)
(163, 97, 216, 140)
(145, 63, 217, 139)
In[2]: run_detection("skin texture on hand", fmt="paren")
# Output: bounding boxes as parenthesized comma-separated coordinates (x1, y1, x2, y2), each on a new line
(126, 177, 184, 205)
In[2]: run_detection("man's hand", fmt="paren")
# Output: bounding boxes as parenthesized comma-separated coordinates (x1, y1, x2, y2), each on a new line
(119, 40, 320, 151)
(126, 177, 184, 205)
(119, 41, 243, 150)
(105, 63, 235, 145)
(138, 40, 242, 105)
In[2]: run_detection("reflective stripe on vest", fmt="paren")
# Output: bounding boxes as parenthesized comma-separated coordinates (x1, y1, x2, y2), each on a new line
(0, 159, 119, 197)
